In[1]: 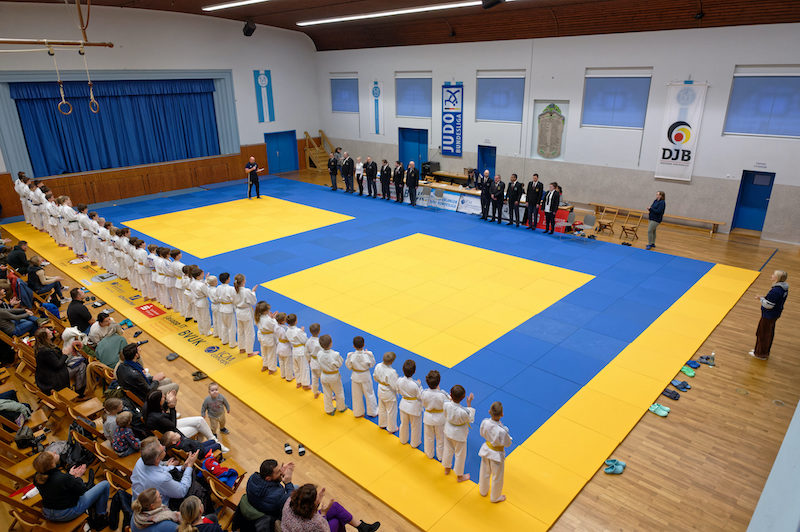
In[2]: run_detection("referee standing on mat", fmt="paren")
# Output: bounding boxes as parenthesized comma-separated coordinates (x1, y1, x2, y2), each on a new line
(245, 156, 265, 199)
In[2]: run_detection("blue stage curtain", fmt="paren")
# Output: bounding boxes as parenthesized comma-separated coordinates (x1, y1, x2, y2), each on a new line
(10, 79, 220, 177)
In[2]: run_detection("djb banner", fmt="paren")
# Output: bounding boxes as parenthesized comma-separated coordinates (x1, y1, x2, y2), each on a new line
(442, 82, 463, 157)
(654, 82, 708, 181)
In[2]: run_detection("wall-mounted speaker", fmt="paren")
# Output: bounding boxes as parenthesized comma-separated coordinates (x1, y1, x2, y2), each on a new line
(243, 20, 256, 37)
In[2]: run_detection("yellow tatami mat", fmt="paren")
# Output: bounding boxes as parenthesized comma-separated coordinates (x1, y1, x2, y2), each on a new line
(264, 233, 594, 367)
(3, 220, 758, 531)
(123, 198, 353, 258)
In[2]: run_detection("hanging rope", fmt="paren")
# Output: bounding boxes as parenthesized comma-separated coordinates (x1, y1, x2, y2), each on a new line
(79, 45, 99, 113)
(48, 43, 73, 116)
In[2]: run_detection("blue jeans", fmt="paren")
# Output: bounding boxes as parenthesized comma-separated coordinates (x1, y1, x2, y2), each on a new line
(12, 316, 39, 336)
(43, 480, 110, 522)
(38, 281, 63, 300)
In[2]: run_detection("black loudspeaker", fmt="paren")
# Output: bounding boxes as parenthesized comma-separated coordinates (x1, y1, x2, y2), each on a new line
(482, 0, 503, 8)
(243, 20, 256, 37)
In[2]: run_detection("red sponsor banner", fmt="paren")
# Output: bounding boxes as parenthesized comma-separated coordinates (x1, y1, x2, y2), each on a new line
(135, 303, 165, 318)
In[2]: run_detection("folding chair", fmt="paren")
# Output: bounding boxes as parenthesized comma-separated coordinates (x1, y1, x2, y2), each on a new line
(68, 407, 106, 440)
(619, 211, 644, 240)
(595, 206, 618, 235)
(95, 440, 138, 475)
(53, 389, 104, 420)
(0, 438, 39, 487)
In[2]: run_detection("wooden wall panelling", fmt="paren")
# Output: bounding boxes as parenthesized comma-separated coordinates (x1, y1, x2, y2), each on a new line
(239, 143, 268, 176)
(0, 173, 23, 218)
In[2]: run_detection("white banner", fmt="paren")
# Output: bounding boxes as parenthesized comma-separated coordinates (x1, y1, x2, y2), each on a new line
(654, 82, 708, 181)
(456, 194, 482, 215)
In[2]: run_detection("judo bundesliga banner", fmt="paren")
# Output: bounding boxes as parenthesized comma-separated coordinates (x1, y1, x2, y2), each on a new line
(655, 82, 708, 181)
(442, 82, 463, 157)
(253, 70, 275, 123)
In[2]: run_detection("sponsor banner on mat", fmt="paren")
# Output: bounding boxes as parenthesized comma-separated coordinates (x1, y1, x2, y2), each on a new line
(655, 82, 708, 181)
(442, 82, 463, 157)
(457, 194, 482, 215)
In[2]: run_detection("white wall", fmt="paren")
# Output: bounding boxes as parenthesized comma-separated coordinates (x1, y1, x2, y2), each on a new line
(0, 2, 320, 148)
(314, 24, 800, 242)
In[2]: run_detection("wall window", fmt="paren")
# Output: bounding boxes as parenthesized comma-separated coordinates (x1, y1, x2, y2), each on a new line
(476, 76, 525, 122)
(395, 77, 432, 118)
(581, 76, 651, 128)
(724, 76, 800, 137)
(330, 78, 359, 113)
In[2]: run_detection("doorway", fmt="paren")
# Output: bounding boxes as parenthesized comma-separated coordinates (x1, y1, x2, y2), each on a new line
(398, 128, 428, 170)
(732, 171, 775, 232)
(477, 145, 497, 177)
(264, 130, 299, 174)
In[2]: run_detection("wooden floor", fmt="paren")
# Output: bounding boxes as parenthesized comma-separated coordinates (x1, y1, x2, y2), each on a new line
(2, 170, 798, 531)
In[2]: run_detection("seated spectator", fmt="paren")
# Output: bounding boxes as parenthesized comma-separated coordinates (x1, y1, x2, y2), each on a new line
(143, 390, 228, 453)
(0, 286, 39, 337)
(179, 495, 225, 532)
(7, 241, 30, 274)
(131, 488, 179, 532)
(67, 288, 94, 334)
(34, 326, 73, 395)
(117, 343, 178, 402)
(88, 312, 123, 345)
(26, 255, 66, 301)
(33, 450, 111, 530)
(61, 327, 89, 398)
(281, 484, 380, 532)
(112, 411, 141, 457)
(160, 430, 221, 457)
(558, 185, 569, 207)
(94, 332, 127, 369)
(103, 397, 124, 439)
(131, 437, 199, 508)
(246, 459, 296, 522)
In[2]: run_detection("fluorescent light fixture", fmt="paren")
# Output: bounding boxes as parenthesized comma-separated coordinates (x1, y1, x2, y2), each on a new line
(297, 0, 501, 27)
(202, 0, 270, 12)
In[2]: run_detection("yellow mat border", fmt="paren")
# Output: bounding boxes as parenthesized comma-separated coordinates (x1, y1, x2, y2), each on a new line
(2, 221, 759, 531)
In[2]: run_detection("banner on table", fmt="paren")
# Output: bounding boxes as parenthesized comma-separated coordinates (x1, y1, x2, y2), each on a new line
(456, 194, 482, 215)
(369, 81, 384, 135)
(654, 82, 708, 181)
(253, 70, 275, 123)
(417, 188, 460, 210)
(442, 82, 463, 157)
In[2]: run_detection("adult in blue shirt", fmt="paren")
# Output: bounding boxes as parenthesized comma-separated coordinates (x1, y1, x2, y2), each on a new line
(646, 191, 666, 250)
(244, 156, 265, 199)
(131, 438, 199, 508)
(246, 458, 296, 521)
(750, 270, 789, 360)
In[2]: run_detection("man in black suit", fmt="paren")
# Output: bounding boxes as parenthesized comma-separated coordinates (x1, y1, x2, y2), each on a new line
(505, 173, 524, 227)
(489, 174, 506, 224)
(525, 173, 544, 230)
(406, 161, 419, 206)
(341, 152, 354, 193)
(393, 161, 405, 203)
(379, 160, 392, 200)
(327, 152, 338, 191)
(364, 157, 378, 198)
(478, 170, 491, 220)
(542, 181, 561, 234)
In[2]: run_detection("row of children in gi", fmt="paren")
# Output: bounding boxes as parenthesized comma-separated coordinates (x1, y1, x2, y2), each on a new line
(14, 175, 512, 502)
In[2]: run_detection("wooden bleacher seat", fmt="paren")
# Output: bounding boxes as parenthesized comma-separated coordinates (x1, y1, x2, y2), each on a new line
(0, 438, 39, 487)
(619, 211, 644, 240)
(67, 407, 106, 440)
(52, 389, 104, 420)
(96, 440, 138, 475)
(595, 206, 619, 234)
(2, 489, 86, 532)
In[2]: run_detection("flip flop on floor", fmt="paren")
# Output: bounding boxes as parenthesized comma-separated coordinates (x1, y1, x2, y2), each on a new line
(166, 353, 179, 361)
(671, 379, 691, 391)
(604, 463, 625, 474)
(649, 403, 669, 417)
(699, 355, 716, 367)
(686, 360, 701, 369)
(604, 459, 626, 467)
(193, 372, 208, 381)
(284, 443, 293, 455)
(661, 389, 680, 400)
(680, 366, 696, 377)
(298, 444, 306, 456)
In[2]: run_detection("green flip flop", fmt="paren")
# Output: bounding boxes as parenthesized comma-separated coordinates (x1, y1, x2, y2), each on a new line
(680, 365, 695, 377)
(649, 403, 669, 417)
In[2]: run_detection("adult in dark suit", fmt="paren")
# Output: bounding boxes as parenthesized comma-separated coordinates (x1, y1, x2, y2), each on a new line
(406, 161, 419, 207)
(327, 152, 338, 191)
(505, 174, 524, 227)
(379, 160, 392, 200)
(542, 182, 561, 234)
(244, 156, 265, 199)
(478, 170, 491, 220)
(525, 173, 544, 230)
(393, 161, 405, 203)
(341, 152, 355, 193)
(364, 157, 378, 198)
(489, 175, 506, 224)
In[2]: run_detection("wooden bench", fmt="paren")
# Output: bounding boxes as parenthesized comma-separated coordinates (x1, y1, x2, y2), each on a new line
(431, 171, 469, 185)
(589, 202, 724, 237)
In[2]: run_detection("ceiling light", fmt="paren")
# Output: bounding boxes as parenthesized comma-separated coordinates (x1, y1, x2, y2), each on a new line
(297, 1, 494, 27)
(202, 0, 270, 12)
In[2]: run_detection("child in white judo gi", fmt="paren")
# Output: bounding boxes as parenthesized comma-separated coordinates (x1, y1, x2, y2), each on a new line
(190, 266, 212, 336)
(216, 273, 237, 347)
(274, 312, 292, 379)
(305, 323, 322, 397)
(397, 359, 423, 448)
(443, 384, 475, 482)
(344, 336, 377, 418)
(478, 401, 512, 503)
(317, 334, 347, 415)
(285, 314, 308, 387)
(170, 249, 186, 317)
(256, 301, 277, 373)
(233, 273, 257, 356)
(421, 370, 449, 461)
(373, 352, 399, 433)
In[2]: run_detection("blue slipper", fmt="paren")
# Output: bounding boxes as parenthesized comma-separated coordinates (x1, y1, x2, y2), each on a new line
(604, 459, 626, 467)
(662, 389, 680, 400)
(604, 463, 625, 474)
(686, 360, 700, 369)
(671, 379, 691, 391)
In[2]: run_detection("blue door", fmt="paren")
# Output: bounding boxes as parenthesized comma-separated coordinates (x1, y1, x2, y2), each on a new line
(732, 171, 774, 231)
(477, 145, 497, 177)
(398, 128, 428, 169)
(264, 131, 299, 174)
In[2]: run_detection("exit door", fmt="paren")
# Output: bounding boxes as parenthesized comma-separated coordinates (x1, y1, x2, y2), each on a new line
(732, 171, 775, 232)
(264, 130, 299, 174)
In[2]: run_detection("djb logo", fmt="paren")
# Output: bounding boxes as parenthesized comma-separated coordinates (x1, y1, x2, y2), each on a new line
(662, 121, 692, 163)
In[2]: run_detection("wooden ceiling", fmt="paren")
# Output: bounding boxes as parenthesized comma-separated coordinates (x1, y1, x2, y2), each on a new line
(14, 0, 800, 50)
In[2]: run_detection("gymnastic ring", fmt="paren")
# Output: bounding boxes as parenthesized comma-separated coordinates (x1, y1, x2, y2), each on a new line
(89, 99, 100, 114)
(58, 100, 73, 116)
